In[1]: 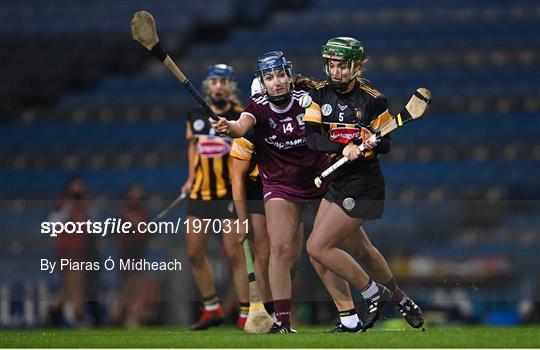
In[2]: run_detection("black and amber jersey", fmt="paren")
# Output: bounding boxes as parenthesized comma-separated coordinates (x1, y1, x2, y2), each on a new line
(186, 103, 243, 200)
(305, 80, 391, 172)
(229, 129, 259, 182)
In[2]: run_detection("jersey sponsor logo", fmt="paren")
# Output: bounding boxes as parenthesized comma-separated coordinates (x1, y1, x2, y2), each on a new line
(343, 198, 356, 211)
(197, 139, 231, 158)
(321, 104, 333, 116)
(264, 134, 306, 150)
(329, 127, 361, 144)
(193, 119, 205, 131)
(338, 103, 348, 111)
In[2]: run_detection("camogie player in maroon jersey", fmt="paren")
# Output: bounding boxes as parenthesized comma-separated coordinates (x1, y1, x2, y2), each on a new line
(304, 37, 424, 331)
(210, 51, 334, 333)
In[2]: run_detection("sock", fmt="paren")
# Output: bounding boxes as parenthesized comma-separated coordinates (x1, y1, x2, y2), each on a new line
(239, 302, 249, 319)
(383, 278, 405, 302)
(360, 280, 379, 300)
(264, 301, 275, 316)
(274, 299, 291, 326)
(339, 308, 360, 328)
(202, 294, 220, 311)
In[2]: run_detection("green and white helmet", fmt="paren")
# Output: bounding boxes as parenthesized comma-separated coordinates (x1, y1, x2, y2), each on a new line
(321, 37, 364, 88)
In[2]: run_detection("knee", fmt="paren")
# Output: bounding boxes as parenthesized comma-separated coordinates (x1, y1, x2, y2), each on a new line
(306, 236, 324, 262)
(254, 248, 269, 269)
(269, 240, 289, 260)
(186, 246, 205, 265)
(253, 238, 270, 264)
(309, 256, 322, 271)
(358, 243, 380, 264)
(224, 244, 244, 266)
(348, 244, 368, 262)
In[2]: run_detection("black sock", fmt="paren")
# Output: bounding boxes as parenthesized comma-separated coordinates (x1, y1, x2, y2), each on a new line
(383, 278, 405, 302)
(338, 308, 356, 317)
(264, 301, 275, 315)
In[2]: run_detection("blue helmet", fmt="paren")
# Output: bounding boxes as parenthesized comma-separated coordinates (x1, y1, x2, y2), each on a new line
(255, 51, 293, 105)
(207, 64, 234, 79)
(203, 64, 238, 107)
(256, 51, 291, 77)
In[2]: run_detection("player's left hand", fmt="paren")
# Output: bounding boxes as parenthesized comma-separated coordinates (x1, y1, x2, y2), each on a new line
(361, 127, 380, 150)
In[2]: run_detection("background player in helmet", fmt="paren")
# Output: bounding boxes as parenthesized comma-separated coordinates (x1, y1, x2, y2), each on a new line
(210, 51, 331, 333)
(304, 37, 424, 331)
(181, 64, 249, 330)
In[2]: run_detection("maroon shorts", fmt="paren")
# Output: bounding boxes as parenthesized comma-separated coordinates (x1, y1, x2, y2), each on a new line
(262, 178, 330, 203)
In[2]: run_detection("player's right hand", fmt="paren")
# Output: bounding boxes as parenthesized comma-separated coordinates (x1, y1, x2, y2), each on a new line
(343, 143, 362, 161)
(181, 178, 193, 194)
(208, 117, 230, 135)
(237, 221, 252, 243)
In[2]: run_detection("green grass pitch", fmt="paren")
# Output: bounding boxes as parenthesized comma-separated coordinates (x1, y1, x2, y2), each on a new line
(1, 325, 539, 348)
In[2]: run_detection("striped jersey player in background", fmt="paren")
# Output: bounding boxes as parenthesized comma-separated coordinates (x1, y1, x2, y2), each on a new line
(181, 64, 249, 330)
(304, 37, 424, 331)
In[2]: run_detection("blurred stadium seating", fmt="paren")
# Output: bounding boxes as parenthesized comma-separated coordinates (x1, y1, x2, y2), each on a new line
(0, 0, 539, 327)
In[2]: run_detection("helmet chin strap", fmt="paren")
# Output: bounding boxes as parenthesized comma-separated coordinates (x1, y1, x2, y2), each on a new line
(211, 97, 228, 109)
(267, 90, 293, 105)
(329, 80, 350, 92)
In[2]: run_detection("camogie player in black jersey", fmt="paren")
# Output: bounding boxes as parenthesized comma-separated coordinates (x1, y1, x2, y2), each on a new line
(304, 37, 423, 331)
(181, 64, 249, 330)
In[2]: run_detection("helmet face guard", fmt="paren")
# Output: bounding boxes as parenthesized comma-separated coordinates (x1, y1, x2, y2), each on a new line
(321, 37, 364, 91)
(255, 51, 294, 105)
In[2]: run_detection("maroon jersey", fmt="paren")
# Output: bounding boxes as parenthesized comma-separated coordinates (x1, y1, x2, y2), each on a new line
(242, 90, 331, 201)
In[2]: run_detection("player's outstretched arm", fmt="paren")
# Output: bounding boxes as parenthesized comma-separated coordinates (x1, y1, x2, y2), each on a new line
(209, 113, 255, 138)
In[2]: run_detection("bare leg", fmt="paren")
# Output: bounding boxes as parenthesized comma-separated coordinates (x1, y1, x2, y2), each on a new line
(185, 215, 215, 297)
(306, 202, 369, 291)
(265, 199, 301, 301)
(250, 213, 272, 303)
(344, 226, 393, 284)
(309, 199, 355, 310)
(265, 199, 301, 327)
(221, 219, 249, 303)
(290, 223, 304, 280)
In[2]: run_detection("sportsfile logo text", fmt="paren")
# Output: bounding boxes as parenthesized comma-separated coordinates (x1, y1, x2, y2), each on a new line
(41, 218, 249, 237)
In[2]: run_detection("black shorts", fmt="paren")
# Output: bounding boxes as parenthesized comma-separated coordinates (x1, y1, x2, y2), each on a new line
(246, 179, 265, 215)
(324, 165, 385, 220)
(186, 197, 236, 219)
